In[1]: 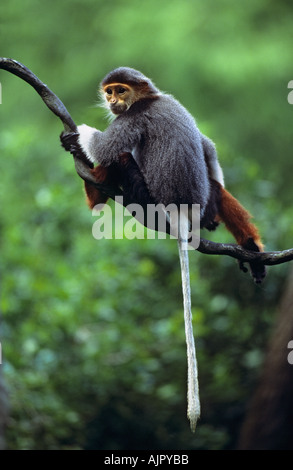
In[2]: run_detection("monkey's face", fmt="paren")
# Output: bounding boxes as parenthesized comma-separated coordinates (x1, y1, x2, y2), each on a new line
(103, 83, 137, 115)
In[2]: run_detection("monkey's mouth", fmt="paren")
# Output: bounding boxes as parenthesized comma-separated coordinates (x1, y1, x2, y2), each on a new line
(110, 103, 128, 115)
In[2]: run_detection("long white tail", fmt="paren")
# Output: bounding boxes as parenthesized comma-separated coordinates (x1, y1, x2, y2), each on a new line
(177, 235, 201, 432)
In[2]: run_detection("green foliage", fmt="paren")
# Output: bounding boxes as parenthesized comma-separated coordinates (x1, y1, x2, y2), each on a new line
(0, 0, 292, 450)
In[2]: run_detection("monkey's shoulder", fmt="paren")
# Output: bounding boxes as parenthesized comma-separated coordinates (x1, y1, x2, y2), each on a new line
(125, 94, 196, 127)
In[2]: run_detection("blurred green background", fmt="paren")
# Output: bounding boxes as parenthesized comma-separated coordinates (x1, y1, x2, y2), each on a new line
(0, 0, 293, 450)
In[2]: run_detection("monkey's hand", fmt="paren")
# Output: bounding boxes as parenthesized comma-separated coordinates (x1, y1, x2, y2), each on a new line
(60, 131, 93, 168)
(60, 131, 80, 152)
(239, 237, 267, 284)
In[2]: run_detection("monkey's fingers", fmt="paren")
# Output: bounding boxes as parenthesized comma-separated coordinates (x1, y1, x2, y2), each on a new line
(60, 131, 79, 151)
(60, 131, 94, 168)
(242, 238, 267, 284)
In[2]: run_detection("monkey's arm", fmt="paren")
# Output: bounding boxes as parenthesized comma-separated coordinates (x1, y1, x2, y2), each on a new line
(77, 123, 140, 167)
(84, 153, 153, 209)
(61, 131, 153, 209)
(116, 153, 155, 206)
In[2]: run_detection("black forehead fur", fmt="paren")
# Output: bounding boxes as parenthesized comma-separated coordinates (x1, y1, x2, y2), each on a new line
(101, 67, 158, 92)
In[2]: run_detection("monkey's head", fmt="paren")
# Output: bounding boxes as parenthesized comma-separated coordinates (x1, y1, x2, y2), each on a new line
(101, 67, 159, 115)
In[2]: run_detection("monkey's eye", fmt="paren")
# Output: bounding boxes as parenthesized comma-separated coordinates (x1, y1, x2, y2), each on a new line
(106, 88, 112, 95)
(118, 87, 126, 94)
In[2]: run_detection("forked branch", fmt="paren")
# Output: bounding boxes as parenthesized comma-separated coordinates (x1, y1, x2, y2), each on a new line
(0, 57, 292, 268)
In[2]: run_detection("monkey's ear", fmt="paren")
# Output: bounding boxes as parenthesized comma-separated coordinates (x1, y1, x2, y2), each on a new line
(137, 80, 159, 95)
(138, 80, 153, 91)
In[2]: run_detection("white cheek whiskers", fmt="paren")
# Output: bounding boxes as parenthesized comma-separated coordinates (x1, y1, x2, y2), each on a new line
(98, 93, 116, 122)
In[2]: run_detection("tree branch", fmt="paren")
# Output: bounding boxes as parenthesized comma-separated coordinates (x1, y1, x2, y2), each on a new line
(1, 57, 291, 269)
(197, 239, 293, 266)
(0, 58, 77, 132)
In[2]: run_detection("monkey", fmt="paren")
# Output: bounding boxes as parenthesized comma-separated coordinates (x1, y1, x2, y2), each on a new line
(61, 67, 265, 280)
(60, 67, 266, 430)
